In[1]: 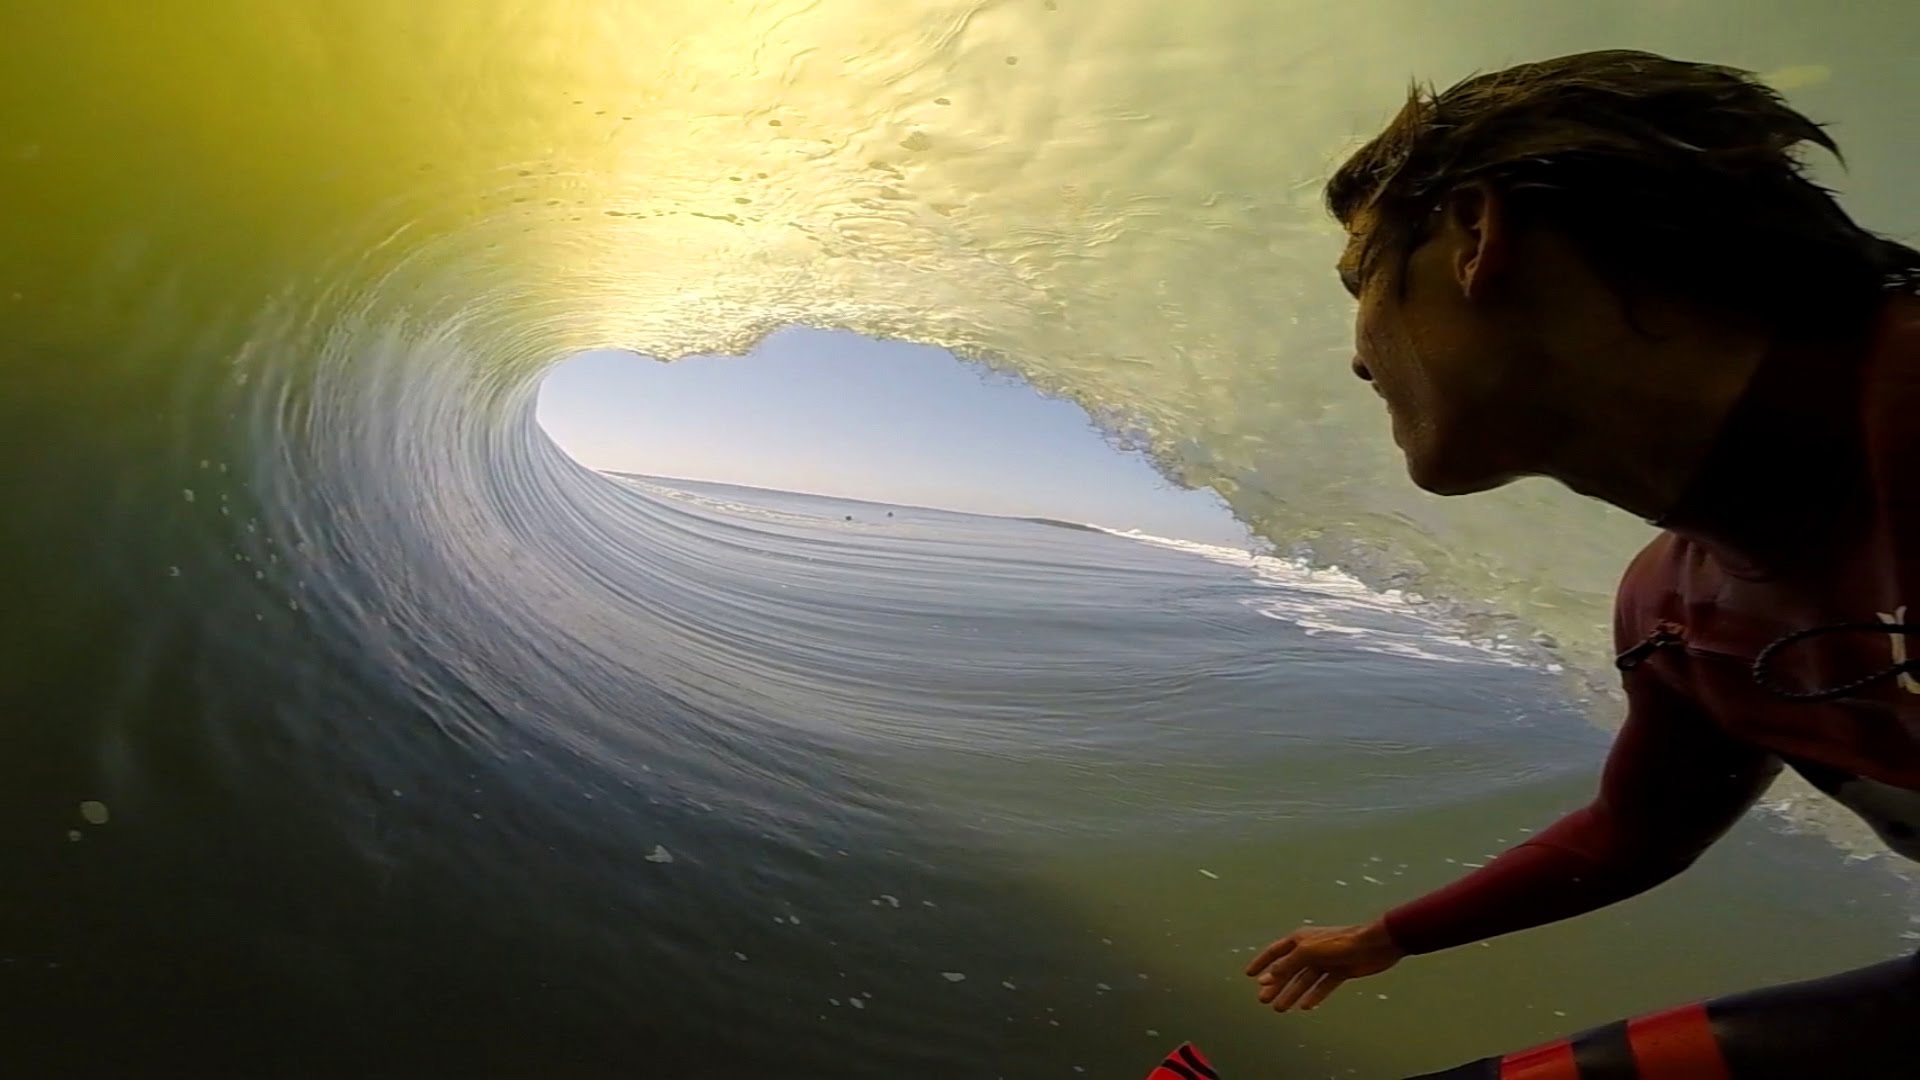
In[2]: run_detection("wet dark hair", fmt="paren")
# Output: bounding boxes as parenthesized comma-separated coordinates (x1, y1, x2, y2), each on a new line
(1327, 50, 1920, 338)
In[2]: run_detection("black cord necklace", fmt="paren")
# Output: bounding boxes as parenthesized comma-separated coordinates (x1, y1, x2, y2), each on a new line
(1751, 622, 1920, 702)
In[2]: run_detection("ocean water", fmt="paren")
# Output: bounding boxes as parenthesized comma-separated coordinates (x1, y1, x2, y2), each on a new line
(3, 1, 1918, 1076)
(7, 466, 1914, 1076)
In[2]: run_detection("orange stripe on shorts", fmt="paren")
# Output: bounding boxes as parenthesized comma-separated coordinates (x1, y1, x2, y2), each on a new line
(1627, 1002, 1730, 1080)
(1499, 1040, 1578, 1080)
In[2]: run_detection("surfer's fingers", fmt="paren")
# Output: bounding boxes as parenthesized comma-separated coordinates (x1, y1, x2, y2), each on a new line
(1268, 967, 1323, 1012)
(1297, 974, 1346, 1011)
(1245, 934, 1300, 977)
(1259, 967, 1312, 1008)
(1255, 969, 1289, 1004)
(1255, 952, 1311, 1004)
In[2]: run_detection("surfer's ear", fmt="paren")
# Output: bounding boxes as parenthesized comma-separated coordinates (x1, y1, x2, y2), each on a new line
(1443, 182, 1507, 303)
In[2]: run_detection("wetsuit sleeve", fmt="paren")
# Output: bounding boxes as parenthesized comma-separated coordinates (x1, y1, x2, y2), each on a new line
(1382, 666, 1781, 955)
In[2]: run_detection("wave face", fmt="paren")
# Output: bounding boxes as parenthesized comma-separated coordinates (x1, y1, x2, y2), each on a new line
(2, 2, 1917, 1075)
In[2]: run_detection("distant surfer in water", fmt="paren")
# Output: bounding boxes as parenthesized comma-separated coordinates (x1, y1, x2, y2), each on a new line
(1237, 50, 1920, 1077)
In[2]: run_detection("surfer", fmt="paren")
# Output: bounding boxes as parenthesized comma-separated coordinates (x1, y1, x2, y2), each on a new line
(1245, 50, 1920, 1077)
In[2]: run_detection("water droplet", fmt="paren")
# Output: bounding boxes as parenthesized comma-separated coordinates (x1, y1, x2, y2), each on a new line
(79, 801, 109, 825)
(66, 830, 82, 842)
(646, 845, 674, 864)
(940, 972, 966, 983)
(181, 489, 195, 503)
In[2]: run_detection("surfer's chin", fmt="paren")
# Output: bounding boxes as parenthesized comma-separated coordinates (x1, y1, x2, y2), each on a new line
(1403, 453, 1516, 498)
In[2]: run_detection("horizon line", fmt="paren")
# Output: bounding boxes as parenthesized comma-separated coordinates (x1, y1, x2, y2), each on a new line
(602, 470, 1142, 532)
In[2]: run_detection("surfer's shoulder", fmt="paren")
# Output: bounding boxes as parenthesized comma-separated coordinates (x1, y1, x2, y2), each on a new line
(1612, 533, 1691, 645)
(1617, 532, 1690, 597)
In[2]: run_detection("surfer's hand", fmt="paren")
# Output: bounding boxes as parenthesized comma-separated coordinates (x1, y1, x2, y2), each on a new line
(1245, 919, 1404, 1012)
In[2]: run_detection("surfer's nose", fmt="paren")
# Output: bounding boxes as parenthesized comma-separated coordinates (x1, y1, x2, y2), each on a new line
(1351, 355, 1373, 382)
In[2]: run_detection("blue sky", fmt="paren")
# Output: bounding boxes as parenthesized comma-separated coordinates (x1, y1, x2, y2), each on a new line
(536, 327, 1250, 545)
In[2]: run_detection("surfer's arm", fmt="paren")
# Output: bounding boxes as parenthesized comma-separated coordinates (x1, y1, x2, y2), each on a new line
(1382, 669, 1780, 955)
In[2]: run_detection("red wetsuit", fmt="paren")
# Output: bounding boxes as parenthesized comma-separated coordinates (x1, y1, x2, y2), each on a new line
(1390, 293, 1920, 1078)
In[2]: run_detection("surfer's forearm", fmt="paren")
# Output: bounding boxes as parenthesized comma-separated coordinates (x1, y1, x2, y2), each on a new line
(1382, 808, 1685, 954)
(1386, 676, 1779, 955)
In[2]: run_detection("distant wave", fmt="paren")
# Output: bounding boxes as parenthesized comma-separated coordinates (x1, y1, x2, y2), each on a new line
(1013, 516, 1105, 533)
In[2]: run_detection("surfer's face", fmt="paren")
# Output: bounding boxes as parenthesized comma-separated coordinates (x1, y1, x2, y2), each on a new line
(1340, 192, 1546, 496)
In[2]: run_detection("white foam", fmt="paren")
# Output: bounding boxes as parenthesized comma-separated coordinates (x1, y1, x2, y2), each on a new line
(1099, 529, 1527, 668)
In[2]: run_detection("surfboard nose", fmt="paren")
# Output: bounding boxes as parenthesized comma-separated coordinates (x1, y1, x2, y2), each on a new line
(1145, 1042, 1219, 1079)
